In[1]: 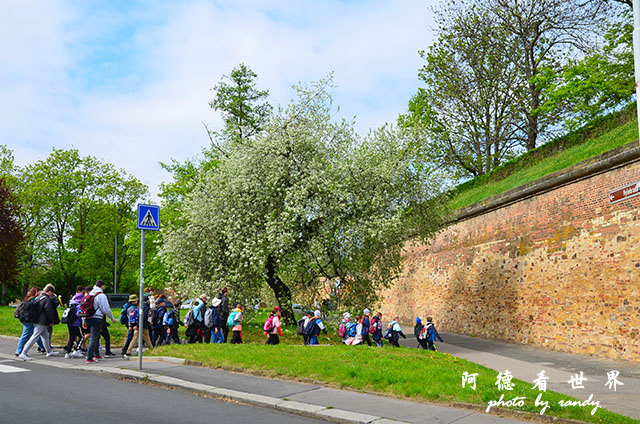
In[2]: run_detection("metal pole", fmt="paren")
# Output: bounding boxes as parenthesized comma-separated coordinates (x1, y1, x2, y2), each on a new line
(138, 229, 145, 371)
(113, 231, 118, 294)
(632, 0, 640, 142)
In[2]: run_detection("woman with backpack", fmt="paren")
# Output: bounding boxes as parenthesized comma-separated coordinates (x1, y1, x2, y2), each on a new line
(264, 306, 282, 345)
(15, 286, 44, 357)
(19, 284, 60, 361)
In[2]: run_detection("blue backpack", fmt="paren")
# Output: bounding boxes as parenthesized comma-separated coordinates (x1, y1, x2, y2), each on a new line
(227, 310, 239, 327)
(163, 310, 175, 326)
(347, 322, 357, 337)
(128, 307, 139, 326)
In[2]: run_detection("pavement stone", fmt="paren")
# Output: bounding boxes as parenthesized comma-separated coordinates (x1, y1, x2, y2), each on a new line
(208, 388, 282, 408)
(315, 408, 380, 424)
(277, 400, 329, 415)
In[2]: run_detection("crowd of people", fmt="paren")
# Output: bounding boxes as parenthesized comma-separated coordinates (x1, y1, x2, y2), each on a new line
(14, 281, 444, 364)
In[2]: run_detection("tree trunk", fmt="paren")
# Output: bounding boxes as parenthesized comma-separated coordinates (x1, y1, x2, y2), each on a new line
(1, 282, 6, 306)
(265, 255, 294, 325)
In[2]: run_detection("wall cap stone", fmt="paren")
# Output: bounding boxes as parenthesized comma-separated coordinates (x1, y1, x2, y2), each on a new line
(453, 140, 640, 223)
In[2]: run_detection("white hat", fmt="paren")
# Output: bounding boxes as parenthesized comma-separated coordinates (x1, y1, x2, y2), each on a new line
(314, 310, 321, 317)
(211, 297, 222, 307)
(343, 312, 351, 319)
(363, 308, 370, 315)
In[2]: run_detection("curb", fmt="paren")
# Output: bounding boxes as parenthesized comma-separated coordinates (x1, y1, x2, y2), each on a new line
(0, 352, 406, 424)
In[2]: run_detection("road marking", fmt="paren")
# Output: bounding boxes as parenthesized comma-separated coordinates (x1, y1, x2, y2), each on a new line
(0, 363, 30, 373)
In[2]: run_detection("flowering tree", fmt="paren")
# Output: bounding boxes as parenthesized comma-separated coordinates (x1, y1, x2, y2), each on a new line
(163, 78, 446, 322)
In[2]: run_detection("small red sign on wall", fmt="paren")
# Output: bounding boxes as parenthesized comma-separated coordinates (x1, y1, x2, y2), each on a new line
(609, 180, 640, 203)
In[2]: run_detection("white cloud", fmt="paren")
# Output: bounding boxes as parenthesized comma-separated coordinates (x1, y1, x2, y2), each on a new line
(0, 0, 437, 199)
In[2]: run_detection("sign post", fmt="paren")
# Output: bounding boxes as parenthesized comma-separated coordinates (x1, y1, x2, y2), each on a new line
(609, 181, 640, 204)
(136, 204, 160, 371)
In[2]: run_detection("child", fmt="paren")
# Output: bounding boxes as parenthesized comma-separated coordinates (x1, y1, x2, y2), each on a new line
(414, 317, 427, 349)
(230, 303, 244, 344)
(339, 312, 351, 344)
(371, 312, 383, 347)
(345, 315, 363, 345)
(305, 310, 327, 345)
(300, 310, 313, 345)
(423, 316, 444, 351)
(388, 316, 406, 347)
(264, 306, 282, 345)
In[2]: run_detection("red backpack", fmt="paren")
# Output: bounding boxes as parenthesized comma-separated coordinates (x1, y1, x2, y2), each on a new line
(78, 294, 96, 318)
(369, 317, 379, 334)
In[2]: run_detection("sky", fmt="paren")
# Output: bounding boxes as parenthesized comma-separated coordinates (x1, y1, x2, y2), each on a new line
(0, 0, 438, 200)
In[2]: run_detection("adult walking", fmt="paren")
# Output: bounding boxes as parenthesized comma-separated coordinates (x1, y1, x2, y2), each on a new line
(18, 284, 60, 361)
(14, 286, 44, 357)
(84, 280, 116, 363)
(216, 287, 230, 343)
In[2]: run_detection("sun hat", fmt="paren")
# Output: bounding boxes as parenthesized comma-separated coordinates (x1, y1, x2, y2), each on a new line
(211, 297, 222, 307)
(129, 294, 138, 302)
(343, 312, 351, 320)
(200, 294, 207, 300)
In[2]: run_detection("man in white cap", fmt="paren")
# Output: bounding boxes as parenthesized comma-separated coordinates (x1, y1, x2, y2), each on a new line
(361, 309, 372, 346)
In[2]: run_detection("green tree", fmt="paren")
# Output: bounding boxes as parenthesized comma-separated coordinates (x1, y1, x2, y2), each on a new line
(163, 78, 446, 322)
(208, 62, 272, 149)
(536, 8, 634, 130)
(19, 149, 147, 297)
(0, 177, 24, 305)
(401, 6, 525, 178)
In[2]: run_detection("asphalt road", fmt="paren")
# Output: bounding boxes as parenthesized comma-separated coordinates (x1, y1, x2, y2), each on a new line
(0, 359, 325, 424)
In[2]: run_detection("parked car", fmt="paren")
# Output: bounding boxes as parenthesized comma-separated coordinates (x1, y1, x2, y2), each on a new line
(106, 293, 130, 309)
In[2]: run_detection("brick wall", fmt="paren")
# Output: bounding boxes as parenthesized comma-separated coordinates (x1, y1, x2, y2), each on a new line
(381, 145, 640, 363)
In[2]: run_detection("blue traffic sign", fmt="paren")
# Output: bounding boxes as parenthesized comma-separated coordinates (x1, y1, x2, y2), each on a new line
(137, 204, 160, 231)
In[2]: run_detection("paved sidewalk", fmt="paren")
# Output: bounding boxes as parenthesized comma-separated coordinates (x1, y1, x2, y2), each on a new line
(0, 336, 527, 424)
(399, 329, 640, 420)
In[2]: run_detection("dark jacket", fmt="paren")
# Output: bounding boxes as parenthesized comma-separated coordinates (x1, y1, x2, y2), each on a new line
(34, 293, 59, 326)
(361, 316, 370, 336)
(153, 304, 167, 329)
(217, 293, 229, 319)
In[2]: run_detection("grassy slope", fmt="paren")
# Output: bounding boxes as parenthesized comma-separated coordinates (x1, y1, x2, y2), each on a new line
(449, 111, 639, 211)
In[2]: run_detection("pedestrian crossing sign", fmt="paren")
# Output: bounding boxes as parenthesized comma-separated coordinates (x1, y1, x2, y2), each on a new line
(137, 204, 160, 231)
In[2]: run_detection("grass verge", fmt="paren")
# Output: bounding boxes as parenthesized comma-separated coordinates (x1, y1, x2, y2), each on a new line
(149, 342, 634, 424)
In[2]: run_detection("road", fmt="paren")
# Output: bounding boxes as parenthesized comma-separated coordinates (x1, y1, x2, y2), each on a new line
(0, 358, 325, 424)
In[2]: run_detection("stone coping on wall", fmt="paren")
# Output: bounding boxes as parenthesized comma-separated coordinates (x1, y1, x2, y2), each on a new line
(453, 140, 640, 223)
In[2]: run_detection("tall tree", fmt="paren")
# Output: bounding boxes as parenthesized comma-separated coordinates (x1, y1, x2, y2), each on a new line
(0, 177, 24, 305)
(163, 78, 446, 322)
(207, 63, 272, 151)
(401, 6, 525, 178)
(482, 0, 609, 149)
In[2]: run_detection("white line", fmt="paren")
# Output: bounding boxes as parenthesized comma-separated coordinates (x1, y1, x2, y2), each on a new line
(0, 363, 30, 373)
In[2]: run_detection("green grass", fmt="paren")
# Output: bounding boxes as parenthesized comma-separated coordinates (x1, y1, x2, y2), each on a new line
(149, 343, 634, 424)
(449, 108, 639, 211)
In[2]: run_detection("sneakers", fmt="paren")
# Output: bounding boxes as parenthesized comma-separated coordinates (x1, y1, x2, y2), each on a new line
(18, 353, 31, 361)
(104, 352, 116, 358)
(122, 354, 129, 358)
(72, 350, 84, 358)
(93, 355, 103, 360)
(46, 351, 59, 357)
(86, 359, 97, 364)
(65, 353, 71, 359)
(37, 348, 45, 353)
